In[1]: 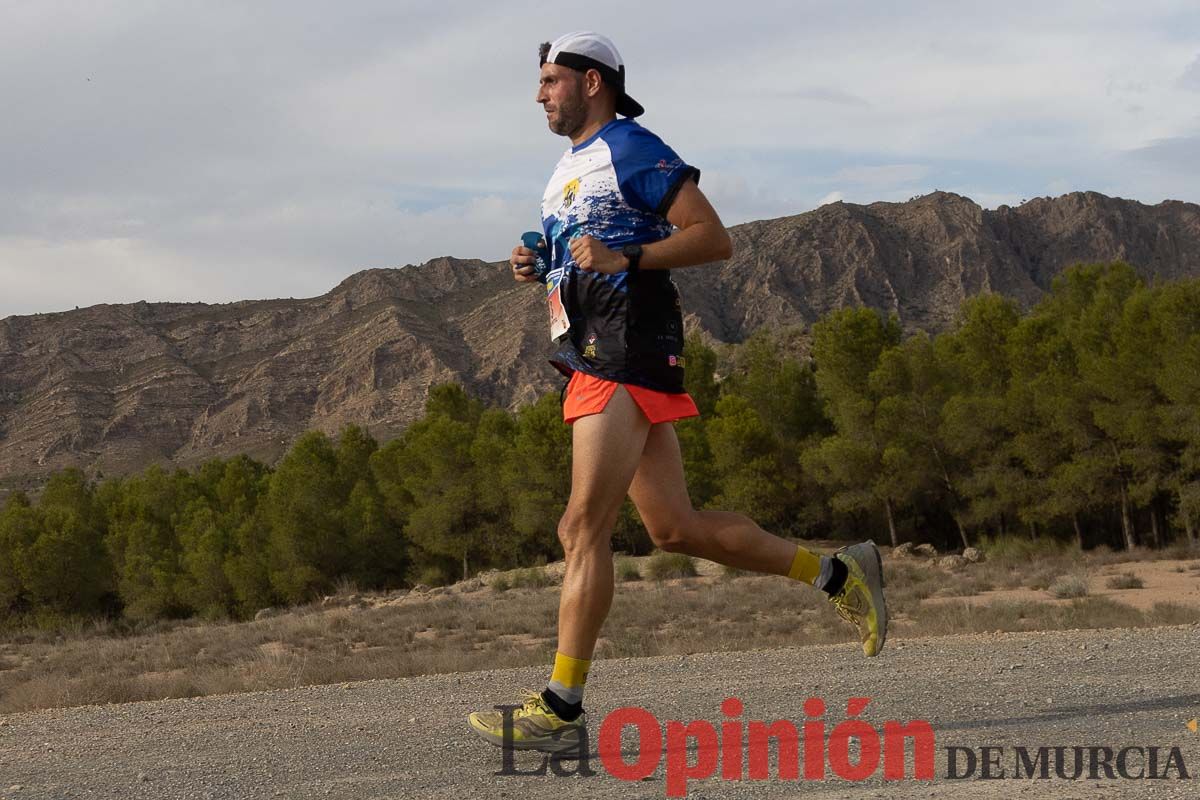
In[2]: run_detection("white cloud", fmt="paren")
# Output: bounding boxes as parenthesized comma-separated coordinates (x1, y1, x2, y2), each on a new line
(831, 164, 930, 187)
(943, 190, 1025, 210)
(1, 0, 1199, 318)
(816, 191, 845, 207)
(0, 192, 531, 318)
(1125, 133, 1200, 176)
(1181, 53, 1200, 90)
(697, 170, 811, 225)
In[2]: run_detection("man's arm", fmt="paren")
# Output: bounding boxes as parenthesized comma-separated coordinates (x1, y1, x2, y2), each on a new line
(639, 179, 733, 269)
(568, 180, 733, 274)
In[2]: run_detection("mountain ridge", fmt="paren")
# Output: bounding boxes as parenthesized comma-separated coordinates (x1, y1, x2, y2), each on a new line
(2, 190, 1198, 491)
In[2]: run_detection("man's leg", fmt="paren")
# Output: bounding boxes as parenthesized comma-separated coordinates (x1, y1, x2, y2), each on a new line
(554, 384, 651, 658)
(467, 385, 652, 751)
(628, 423, 887, 657)
(508, 387, 649, 725)
(628, 423, 812, 575)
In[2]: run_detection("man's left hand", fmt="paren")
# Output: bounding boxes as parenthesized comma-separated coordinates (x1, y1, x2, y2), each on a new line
(569, 235, 629, 274)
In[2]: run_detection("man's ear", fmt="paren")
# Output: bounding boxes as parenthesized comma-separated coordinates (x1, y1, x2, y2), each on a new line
(584, 68, 605, 98)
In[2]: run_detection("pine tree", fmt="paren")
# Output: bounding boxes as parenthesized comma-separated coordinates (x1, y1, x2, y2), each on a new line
(804, 308, 904, 544)
(177, 499, 234, 619)
(937, 294, 1024, 535)
(0, 492, 38, 613)
(714, 330, 830, 534)
(705, 394, 795, 531)
(676, 335, 720, 509)
(505, 392, 572, 560)
(265, 431, 347, 603)
(872, 332, 971, 547)
(1152, 280, 1200, 547)
(104, 466, 197, 620)
(1013, 263, 1144, 548)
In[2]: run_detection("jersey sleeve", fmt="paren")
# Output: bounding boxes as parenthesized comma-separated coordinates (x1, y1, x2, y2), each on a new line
(609, 126, 701, 218)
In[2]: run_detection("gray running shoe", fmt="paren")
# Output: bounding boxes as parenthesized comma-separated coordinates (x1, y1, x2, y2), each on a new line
(830, 541, 888, 657)
(468, 689, 587, 754)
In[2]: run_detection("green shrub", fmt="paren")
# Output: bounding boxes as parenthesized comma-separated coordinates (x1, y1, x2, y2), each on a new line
(332, 576, 360, 597)
(645, 551, 697, 581)
(721, 564, 744, 579)
(616, 558, 642, 582)
(1105, 572, 1143, 590)
(26, 609, 89, 634)
(413, 566, 450, 588)
(510, 567, 551, 589)
(1149, 602, 1200, 625)
(978, 533, 1072, 563)
(1026, 563, 1063, 591)
(1048, 574, 1089, 599)
(491, 575, 511, 592)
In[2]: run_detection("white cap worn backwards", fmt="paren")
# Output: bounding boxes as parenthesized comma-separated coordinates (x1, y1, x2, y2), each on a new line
(540, 31, 645, 118)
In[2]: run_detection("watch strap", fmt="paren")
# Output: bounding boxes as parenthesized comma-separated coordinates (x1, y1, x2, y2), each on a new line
(622, 244, 643, 275)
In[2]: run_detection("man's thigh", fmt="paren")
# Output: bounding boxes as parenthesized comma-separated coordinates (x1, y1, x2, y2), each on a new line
(567, 385, 653, 527)
(627, 423, 694, 535)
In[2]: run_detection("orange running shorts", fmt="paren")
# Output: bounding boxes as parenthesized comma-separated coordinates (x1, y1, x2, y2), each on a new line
(562, 371, 700, 425)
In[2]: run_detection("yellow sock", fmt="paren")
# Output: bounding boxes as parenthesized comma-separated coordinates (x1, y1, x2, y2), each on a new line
(786, 544, 822, 585)
(547, 651, 590, 705)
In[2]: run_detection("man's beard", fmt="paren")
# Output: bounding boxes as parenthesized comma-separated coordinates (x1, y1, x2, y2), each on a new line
(548, 83, 587, 137)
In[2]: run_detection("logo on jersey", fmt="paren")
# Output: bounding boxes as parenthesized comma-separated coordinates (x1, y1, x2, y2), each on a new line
(563, 178, 580, 209)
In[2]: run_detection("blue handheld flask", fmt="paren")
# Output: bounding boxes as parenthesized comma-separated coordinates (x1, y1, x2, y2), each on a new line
(520, 231, 551, 283)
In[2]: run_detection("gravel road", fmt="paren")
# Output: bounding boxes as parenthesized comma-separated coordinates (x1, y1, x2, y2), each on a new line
(2, 625, 1199, 799)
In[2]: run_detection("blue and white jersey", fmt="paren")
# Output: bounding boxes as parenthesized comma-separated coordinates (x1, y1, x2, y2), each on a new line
(540, 118, 700, 392)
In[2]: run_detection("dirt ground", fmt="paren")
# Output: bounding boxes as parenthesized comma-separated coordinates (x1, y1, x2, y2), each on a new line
(925, 557, 1200, 611)
(3, 624, 1199, 799)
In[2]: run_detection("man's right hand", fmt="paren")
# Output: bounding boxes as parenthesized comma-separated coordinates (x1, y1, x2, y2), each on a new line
(510, 245, 539, 283)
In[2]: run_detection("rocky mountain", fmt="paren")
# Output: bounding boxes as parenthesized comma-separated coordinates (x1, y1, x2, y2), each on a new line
(2, 190, 1198, 492)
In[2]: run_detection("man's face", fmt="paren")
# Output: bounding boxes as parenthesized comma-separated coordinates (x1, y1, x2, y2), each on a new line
(537, 63, 588, 138)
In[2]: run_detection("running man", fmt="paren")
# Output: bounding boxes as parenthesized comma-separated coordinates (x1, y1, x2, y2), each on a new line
(468, 31, 887, 754)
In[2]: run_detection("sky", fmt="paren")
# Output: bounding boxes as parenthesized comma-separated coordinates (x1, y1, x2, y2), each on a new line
(1, 0, 1198, 318)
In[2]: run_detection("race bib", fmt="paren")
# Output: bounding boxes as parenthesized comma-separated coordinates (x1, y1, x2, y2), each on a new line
(546, 272, 569, 340)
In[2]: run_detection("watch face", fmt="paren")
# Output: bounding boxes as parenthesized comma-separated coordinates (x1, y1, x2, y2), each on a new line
(623, 245, 641, 271)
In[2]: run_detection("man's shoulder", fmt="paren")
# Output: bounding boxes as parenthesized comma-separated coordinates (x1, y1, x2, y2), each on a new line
(598, 119, 669, 151)
(596, 120, 682, 179)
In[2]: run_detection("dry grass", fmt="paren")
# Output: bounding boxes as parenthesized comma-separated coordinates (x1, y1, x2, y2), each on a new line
(909, 596, 1194, 637)
(1106, 572, 1145, 590)
(490, 566, 554, 592)
(0, 587, 561, 715)
(615, 558, 642, 582)
(2, 543, 1197, 715)
(977, 533, 1072, 563)
(644, 551, 698, 581)
(510, 567, 553, 589)
(1048, 573, 1090, 599)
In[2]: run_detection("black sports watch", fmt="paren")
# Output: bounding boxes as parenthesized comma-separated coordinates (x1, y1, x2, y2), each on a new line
(621, 244, 643, 275)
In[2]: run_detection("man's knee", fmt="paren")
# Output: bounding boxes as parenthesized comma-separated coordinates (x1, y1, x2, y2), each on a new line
(645, 514, 694, 554)
(557, 506, 612, 557)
